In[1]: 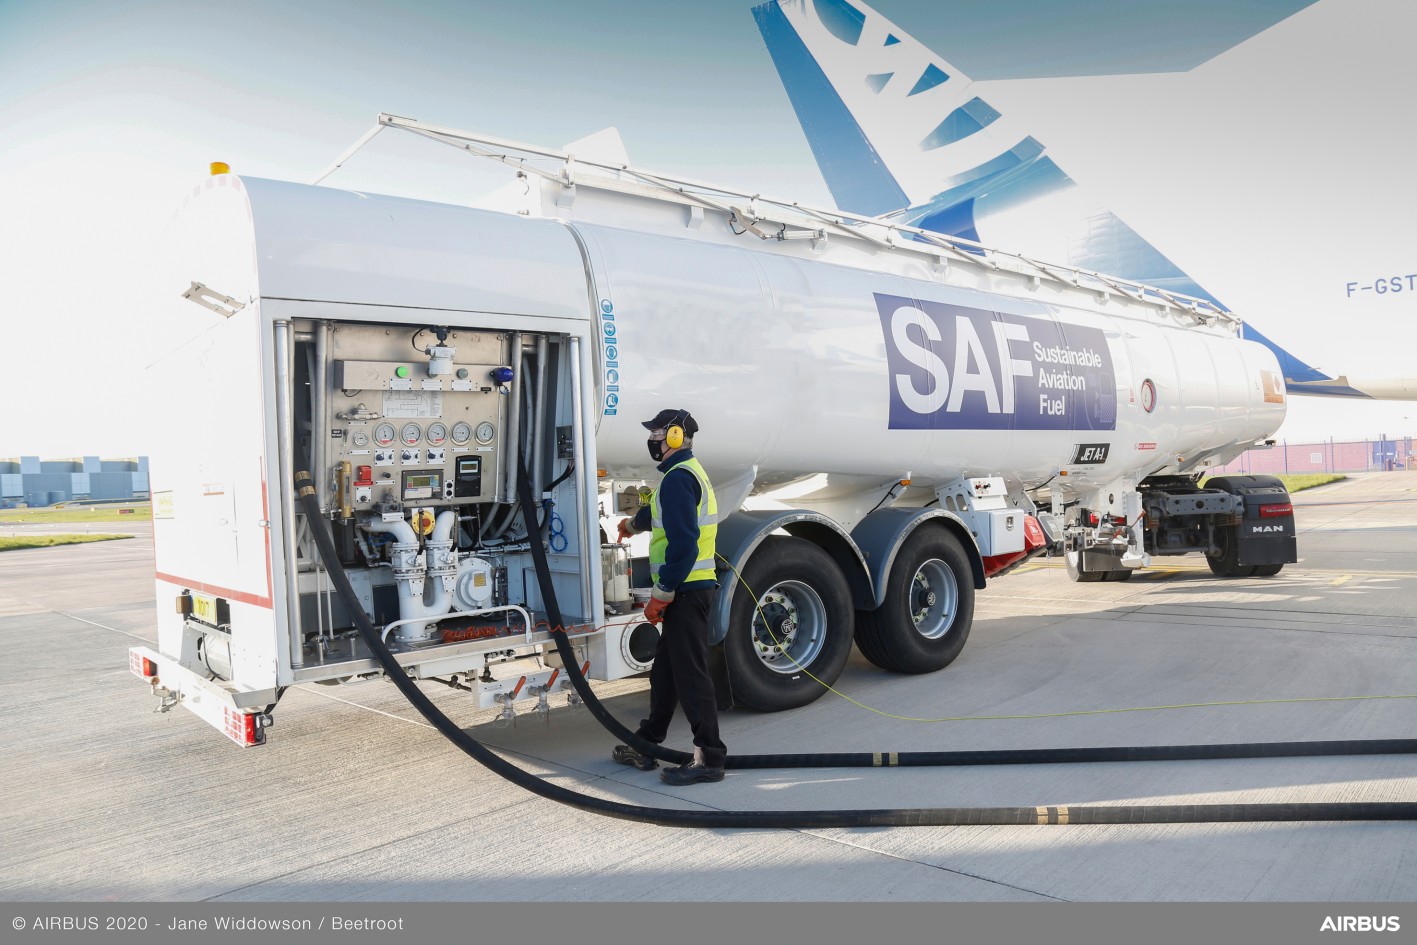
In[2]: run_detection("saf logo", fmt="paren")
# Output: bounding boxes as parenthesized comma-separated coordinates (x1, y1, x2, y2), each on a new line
(876, 293, 1117, 432)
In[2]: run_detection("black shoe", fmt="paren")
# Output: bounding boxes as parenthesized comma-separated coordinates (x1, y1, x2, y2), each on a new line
(659, 760, 725, 786)
(611, 744, 658, 771)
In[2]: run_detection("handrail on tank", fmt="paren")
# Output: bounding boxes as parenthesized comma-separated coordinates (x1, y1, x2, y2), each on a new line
(312, 113, 1241, 333)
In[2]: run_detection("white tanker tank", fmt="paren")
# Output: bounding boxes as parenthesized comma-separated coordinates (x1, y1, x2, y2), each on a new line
(130, 122, 1299, 743)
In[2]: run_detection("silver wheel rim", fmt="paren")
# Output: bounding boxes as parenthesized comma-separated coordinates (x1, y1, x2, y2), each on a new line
(751, 580, 827, 674)
(909, 558, 958, 640)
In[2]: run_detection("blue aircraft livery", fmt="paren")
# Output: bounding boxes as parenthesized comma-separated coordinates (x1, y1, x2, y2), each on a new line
(876, 293, 1116, 431)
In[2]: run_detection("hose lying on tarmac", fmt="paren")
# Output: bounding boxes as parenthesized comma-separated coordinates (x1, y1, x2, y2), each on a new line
(296, 466, 1417, 827)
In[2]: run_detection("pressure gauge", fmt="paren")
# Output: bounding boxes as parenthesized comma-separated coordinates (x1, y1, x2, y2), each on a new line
(450, 421, 472, 444)
(350, 429, 370, 448)
(475, 421, 496, 445)
(1140, 379, 1157, 413)
(401, 422, 422, 446)
(426, 422, 448, 446)
(373, 422, 397, 447)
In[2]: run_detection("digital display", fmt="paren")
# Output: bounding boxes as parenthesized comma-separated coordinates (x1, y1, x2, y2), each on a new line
(402, 471, 441, 500)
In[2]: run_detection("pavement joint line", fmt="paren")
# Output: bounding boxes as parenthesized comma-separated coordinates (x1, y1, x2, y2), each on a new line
(294, 684, 437, 729)
(199, 812, 498, 903)
(1121, 605, 1417, 627)
(807, 832, 1070, 901)
(48, 608, 152, 642)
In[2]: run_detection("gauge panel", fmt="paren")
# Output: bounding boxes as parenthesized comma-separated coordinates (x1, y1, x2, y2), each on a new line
(325, 325, 506, 510)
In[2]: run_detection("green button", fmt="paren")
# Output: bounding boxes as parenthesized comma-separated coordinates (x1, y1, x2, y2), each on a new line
(395, 365, 409, 378)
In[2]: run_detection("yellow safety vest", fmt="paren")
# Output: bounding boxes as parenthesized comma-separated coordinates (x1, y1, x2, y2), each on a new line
(649, 456, 719, 586)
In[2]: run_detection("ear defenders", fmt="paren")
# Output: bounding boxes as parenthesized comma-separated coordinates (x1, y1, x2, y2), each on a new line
(664, 410, 688, 449)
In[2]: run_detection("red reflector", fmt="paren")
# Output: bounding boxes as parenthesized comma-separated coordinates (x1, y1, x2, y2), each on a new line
(129, 651, 158, 678)
(223, 707, 262, 746)
(1259, 502, 1293, 518)
(1087, 512, 1099, 526)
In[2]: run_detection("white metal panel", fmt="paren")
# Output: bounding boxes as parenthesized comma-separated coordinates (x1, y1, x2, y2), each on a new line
(241, 178, 591, 319)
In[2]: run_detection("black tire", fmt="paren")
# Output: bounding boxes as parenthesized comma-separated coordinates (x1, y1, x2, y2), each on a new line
(724, 536, 854, 712)
(1206, 525, 1256, 577)
(1104, 569, 1133, 582)
(1064, 548, 1107, 582)
(854, 526, 975, 674)
(1252, 563, 1284, 577)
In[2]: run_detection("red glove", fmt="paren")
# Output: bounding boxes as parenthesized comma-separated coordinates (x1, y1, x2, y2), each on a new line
(643, 586, 674, 623)
(616, 518, 636, 543)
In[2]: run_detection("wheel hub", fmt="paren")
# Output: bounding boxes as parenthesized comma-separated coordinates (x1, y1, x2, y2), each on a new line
(907, 559, 958, 638)
(750, 583, 827, 673)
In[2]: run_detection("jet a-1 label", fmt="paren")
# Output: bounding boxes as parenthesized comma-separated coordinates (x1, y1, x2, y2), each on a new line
(1070, 443, 1111, 465)
(876, 294, 1116, 431)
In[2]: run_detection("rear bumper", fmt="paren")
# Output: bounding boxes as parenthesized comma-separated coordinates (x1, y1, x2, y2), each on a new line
(129, 645, 278, 747)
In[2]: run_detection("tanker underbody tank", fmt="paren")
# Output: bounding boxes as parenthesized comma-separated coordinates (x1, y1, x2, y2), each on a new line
(130, 117, 1297, 742)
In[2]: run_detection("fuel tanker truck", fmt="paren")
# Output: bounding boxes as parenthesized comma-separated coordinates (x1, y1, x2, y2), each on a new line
(130, 117, 1297, 744)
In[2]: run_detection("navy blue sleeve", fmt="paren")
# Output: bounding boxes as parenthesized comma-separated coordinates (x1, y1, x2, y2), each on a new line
(632, 506, 652, 533)
(654, 467, 702, 591)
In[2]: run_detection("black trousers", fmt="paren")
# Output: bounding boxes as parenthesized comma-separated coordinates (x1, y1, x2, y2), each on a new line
(636, 586, 726, 768)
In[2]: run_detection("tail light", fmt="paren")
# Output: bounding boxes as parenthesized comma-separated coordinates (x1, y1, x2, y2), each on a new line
(129, 651, 158, 679)
(1258, 502, 1293, 518)
(223, 707, 266, 747)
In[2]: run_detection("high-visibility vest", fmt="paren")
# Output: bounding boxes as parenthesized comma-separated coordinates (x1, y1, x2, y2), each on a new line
(649, 456, 718, 586)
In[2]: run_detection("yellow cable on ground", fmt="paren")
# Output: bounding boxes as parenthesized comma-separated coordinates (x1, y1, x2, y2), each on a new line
(720, 554, 1417, 723)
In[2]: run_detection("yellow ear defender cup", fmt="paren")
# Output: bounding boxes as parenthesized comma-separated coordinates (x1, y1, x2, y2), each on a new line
(665, 425, 684, 449)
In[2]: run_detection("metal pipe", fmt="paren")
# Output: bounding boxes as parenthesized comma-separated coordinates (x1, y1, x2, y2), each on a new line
(311, 122, 386, 185)
(274, 319, 305, 669)
(313, 321, 330, 514)
(534, 334, 549, 494)
(568, 336, 598, 620)
(501, 331, 523, 504)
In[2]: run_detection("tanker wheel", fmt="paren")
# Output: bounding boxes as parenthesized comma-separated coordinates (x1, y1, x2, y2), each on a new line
(1206, 526, 1256, 578)
(724, 536, 854, 712)
(1252, 563, 1284, 577)
(1064, 548, 1107, 582)
(855, 527, 975, 674)
(1104, 569, 1133, 582)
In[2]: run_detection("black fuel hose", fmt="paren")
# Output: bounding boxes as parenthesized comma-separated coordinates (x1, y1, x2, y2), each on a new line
(299, 466, 1417, 826)
(509, 458, 1417, 775)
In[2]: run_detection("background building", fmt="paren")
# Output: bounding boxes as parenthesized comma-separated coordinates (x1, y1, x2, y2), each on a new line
(0, 456, 149, 508)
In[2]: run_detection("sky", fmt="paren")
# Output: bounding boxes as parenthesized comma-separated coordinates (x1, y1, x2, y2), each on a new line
(1, 0, 1413, 459)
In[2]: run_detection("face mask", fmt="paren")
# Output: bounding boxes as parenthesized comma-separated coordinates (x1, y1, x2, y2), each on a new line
(647, 438, 665, 462)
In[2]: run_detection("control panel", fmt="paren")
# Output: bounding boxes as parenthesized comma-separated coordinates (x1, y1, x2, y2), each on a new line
(325, 325, 508, 513)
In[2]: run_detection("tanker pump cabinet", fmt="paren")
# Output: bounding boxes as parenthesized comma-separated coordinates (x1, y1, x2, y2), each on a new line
(129, 124, 1297, 746)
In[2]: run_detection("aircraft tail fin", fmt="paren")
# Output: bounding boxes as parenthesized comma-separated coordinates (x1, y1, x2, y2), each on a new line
(753, 0, 1400, 400)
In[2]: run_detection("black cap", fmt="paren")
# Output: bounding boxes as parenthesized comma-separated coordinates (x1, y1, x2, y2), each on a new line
(642, 408, 698, 438)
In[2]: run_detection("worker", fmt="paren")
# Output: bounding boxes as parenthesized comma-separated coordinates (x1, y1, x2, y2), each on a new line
(610, 408, 726, 785)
